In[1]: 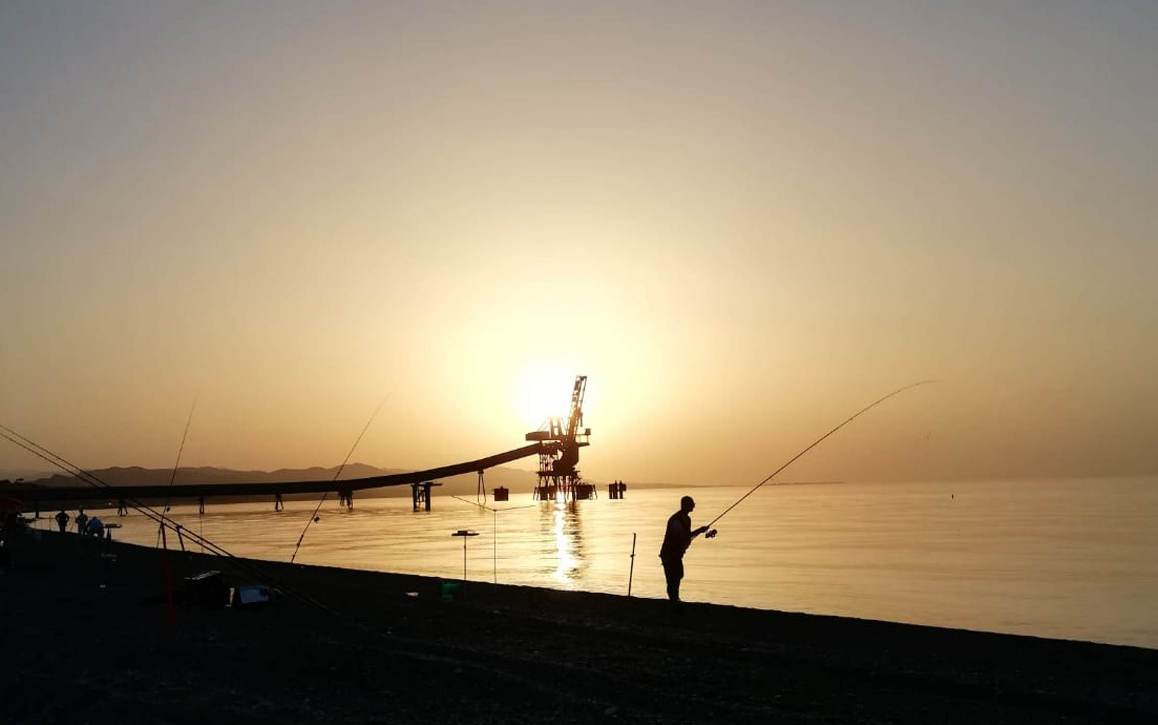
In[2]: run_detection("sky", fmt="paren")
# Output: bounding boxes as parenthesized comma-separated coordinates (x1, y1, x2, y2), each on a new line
(2, 1, 1156, 486)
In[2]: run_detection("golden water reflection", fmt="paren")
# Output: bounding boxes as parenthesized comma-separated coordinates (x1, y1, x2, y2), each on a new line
(544, 500, 587, 585)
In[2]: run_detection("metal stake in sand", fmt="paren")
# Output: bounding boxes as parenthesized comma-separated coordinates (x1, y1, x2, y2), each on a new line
(627, 532, 637, 597)
(451, 529, 479, 593)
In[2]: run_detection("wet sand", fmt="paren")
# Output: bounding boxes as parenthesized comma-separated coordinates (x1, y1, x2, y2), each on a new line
(3, 530, 1156, 724)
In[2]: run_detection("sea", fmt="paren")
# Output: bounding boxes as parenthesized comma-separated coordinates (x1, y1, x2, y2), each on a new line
(40, 477, 1158, 650)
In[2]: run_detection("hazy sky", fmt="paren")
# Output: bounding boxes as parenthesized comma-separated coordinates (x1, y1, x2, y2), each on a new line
(2, 1, 1156, 485)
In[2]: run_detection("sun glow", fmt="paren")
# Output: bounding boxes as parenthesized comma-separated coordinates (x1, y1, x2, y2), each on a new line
(514, 364, 576, 431)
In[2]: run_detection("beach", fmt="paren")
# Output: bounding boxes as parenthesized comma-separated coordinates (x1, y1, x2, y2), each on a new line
(3, 530, 1156, 724)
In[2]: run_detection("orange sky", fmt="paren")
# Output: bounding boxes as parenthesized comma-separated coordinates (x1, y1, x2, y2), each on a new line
(2, 2, 1156, 484)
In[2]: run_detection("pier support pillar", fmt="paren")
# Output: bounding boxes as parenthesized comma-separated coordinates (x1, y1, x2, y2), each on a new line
(410, 481, 441, 512)
(198, 496, 205, 515)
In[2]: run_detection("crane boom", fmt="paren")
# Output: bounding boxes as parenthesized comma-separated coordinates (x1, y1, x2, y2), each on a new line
(566, 375, 587, 440)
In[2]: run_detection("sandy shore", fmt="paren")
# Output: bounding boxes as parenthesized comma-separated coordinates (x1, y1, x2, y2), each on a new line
(3, 529, 1156, 724)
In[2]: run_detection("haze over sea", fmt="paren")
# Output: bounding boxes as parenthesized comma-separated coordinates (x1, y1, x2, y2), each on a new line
(48, 477, 1157, 650)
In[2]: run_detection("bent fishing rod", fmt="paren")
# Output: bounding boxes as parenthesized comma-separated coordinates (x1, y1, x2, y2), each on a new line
(1, 423, 233, 557)
(0, 423, 337, 614)
(289, 395, 387, 564)
(707, 380, 936, 528)
(157, 394, 198, 548)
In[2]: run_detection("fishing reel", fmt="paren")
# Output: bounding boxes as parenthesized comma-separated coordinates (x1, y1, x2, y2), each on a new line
(705, 529, 719, 539)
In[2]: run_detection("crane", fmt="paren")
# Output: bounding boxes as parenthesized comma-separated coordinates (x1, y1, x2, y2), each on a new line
(525, 375, 592, 500)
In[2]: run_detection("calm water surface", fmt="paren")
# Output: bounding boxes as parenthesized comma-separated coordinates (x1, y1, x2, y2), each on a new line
(54, 478, 1158, 649)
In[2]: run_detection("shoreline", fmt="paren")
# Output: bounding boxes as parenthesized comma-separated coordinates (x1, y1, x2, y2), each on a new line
(4, 530, 1156, 723)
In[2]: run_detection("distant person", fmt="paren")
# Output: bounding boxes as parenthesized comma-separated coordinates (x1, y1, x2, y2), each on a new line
(86, 516, 104, 539)
(55, 510, 70, 533)
(75, 509, 88, 534)
(659, 496, 716, 606)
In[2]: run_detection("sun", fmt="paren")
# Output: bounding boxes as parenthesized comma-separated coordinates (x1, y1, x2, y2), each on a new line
(515, 364, 575, 430)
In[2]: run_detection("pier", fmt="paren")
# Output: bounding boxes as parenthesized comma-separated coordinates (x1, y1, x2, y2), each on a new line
(6, 443, 543, 513)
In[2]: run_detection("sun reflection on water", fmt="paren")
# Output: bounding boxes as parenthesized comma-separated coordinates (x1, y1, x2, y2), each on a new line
(548, 500, 586, 586)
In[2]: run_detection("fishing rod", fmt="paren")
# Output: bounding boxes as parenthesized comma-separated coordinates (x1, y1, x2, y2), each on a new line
(0, 424, 232, 556)
(0, 422, 574, 663)
(155, 394, 198, 624)
(2, 421, 580, 696)
(157, 394, 198, 548)
(0, 423, 337, 614)
(289, 396, 387, 564)
(707, 380, 936, 528)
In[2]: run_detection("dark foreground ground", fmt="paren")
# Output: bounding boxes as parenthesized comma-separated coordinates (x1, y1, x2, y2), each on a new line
(2, 530, 1156, 724)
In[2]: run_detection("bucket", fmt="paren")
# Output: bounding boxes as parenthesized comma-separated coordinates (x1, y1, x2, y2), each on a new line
(439, 580, 462, 601)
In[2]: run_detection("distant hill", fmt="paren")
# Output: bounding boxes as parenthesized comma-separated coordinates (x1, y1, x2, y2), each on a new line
(0, 469, 52, 483)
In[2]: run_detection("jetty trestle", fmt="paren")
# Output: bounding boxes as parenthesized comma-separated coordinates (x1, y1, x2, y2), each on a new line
(533, 478, 596, 501)
(411, 481, 441, 512)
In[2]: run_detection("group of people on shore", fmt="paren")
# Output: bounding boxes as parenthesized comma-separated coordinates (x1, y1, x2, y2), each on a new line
(54, 508, 105, 538)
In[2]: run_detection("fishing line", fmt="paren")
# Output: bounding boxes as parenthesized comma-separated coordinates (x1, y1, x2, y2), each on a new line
(6, 422, 572, 696)
(154, 394, 198, 623)
(450, 495, 538, 514)
(0, 424, 336, 614)
(157, 394, 198, 548)
(707, 380, 936, 528)
(451, 495, 537, 586)
(3, 424, 239, 559)
(0, 423, 561, 666)
(289, 395, 388, 564)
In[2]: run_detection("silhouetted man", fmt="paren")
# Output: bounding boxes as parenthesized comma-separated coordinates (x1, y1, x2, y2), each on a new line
(75, 509, 88, 534)
(659, 496, 716, 605)
(55, 509, 70, 533)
